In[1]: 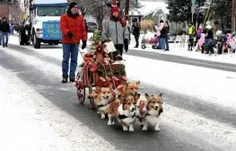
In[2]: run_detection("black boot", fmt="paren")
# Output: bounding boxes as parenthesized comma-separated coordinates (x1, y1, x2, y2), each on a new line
(70, 77, 75, 82)
(62, 77, 68, 83)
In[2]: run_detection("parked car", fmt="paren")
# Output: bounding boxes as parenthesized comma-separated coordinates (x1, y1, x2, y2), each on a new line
(86, 22, 97, 32)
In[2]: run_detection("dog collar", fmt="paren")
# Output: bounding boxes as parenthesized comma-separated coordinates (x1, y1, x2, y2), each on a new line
(118, 113, 136, 120)
(97, 104, 106, 108)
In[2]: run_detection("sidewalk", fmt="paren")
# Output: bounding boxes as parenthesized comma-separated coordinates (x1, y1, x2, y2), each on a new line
(129, 34, 236, 65)
(0, 65, 117, 151)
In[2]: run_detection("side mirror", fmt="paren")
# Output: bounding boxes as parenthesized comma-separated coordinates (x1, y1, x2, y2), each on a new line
(81, 8, 87, 16)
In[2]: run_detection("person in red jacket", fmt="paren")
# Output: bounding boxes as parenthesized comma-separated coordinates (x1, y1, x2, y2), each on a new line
(60, 2, 87, 83)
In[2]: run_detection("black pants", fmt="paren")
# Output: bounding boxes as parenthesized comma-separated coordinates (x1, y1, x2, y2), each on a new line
(188, 38, 194, 51)
(205, 39, 215, 54)
(134, 35, 139, 47)
(109, 44, 124, 60)
(165, 37, 169, 50)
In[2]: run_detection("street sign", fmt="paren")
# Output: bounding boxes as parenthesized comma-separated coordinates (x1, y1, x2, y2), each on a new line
(191, 0, 196, 4)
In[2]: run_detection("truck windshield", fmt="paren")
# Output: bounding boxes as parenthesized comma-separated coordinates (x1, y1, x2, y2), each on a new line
(37, 7, 66, 16)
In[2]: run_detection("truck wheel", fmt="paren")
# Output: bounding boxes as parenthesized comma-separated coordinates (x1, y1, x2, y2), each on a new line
(33, 33, 41, 49)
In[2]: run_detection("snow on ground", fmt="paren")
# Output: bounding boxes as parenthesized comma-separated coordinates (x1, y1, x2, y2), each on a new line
(0, 65, 118, 151)
(2, 39, 236, 150)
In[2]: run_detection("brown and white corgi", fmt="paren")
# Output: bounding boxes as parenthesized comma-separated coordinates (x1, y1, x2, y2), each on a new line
(94, 87, 116, 119)
(108, 94, 140, 132)
(141, 93, 163, 132)
(115, 81, 140, 97)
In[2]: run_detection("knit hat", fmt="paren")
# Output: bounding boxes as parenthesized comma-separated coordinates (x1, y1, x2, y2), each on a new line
(69, 2, 78, 9)
(112, 0, 118, 7)
(111, 7, 119, 14)
(206, 24, 212, 29)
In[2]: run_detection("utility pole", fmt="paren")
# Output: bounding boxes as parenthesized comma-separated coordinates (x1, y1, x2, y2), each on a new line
(203, 0, 213, 26)
(232, 0, 235, 32)
(125, 0, 130, 20)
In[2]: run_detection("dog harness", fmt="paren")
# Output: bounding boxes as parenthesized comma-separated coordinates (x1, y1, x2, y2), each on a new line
(117, 114, 136, 120)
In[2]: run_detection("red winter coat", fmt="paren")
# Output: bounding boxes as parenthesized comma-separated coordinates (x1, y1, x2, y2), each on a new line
(60, 14, 87, 44)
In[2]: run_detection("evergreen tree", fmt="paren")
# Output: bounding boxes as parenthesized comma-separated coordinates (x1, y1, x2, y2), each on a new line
(166, 0, 206, 23)
(212, 0, 231, 30)
(89, 29, 102, 52)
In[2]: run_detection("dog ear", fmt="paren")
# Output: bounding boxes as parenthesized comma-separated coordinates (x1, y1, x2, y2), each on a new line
(95, 86, 101, 93)
(135, 93, 141, 100)
(118, 95, 126, 102)
(158, 107, 163, 115)
(159, 93, 163, 97)
(136, 81, 140, 85)
(145, 93, 150, 99)
(109, 86, 113, 92)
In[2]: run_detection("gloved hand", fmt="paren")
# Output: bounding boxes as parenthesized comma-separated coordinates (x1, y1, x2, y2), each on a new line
(67, 31, 74, 38)
(82, 41, 87, 49)
(124, 39, 129, 52)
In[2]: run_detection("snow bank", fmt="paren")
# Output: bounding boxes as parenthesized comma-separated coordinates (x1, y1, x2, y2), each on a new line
(0, 65, 118, 151)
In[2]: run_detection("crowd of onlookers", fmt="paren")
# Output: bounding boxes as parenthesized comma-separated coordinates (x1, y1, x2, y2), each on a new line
(186, 21, 236, 55)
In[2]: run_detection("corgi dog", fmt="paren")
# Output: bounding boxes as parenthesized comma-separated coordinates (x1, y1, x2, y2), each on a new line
(115, 81, 140, 97)
(93, 87, 116, 119)
(108, 94, 140, 132)
(141, 93, 163, 132)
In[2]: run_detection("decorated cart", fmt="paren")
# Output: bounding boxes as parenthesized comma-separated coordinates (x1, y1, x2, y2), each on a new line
(74, 43, 127, 109)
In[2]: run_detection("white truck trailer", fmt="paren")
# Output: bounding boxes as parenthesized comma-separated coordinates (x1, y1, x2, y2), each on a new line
(19, 0, 68, 48)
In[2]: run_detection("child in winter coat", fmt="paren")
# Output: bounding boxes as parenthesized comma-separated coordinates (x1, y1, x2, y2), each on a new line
(197, 33, 205, 52)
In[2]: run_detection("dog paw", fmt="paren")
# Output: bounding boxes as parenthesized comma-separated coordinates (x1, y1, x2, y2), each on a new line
(155, 127, 161, 132)
(107, 121, 112, 126)
(129, 127, 135, 132)
(101, 114, 105, 119)
(112, 121, 115, 125)
(142, 126, 147, 131)
(123, 127, 128, 131)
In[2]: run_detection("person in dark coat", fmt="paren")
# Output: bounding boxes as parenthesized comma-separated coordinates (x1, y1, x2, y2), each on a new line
(204, 25, 214, 54)
(164, 21, 170, 51)
(159, 22, 169, 50)
(0, 17, 10, 47)
(0, 19, 2, 45)
(132, 21, 141, 48)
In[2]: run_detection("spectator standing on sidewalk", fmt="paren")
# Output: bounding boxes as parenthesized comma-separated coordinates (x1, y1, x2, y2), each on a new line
(187, 22, 195, 51)
(195, 25, 203, 47)
(0, 17, 10, 48)
(60, 2, 87, 83)
(204, 24, 214, 54)
(132, 21, 141, 48)
(155, 20, 164, 49)
(164, 21, 170, 51)
(0, 19, 2, 45)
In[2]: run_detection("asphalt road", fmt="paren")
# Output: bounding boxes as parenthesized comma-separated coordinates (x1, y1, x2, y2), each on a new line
(1, 43, 235, 151)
